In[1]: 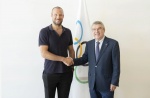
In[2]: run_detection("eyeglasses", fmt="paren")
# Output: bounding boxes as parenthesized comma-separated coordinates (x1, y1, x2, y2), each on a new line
(92, 27, 104, 32)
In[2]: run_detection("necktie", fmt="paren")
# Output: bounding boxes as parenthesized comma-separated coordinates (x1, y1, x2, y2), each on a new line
(95, 42, 100, 61)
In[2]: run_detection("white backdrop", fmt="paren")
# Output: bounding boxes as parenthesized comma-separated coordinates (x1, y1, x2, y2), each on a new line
(1, 0, 150, 98)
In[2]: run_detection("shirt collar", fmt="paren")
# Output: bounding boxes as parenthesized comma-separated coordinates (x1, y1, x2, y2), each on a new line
(49, 24, 65, 32)
(95, 36, 105, 43)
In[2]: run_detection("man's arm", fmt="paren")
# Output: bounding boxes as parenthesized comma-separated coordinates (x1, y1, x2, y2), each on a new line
(65, 43, 89, 66)
(40, 45, 65, 62)
(68, 45, 75, 59)
(111, 41, 120, 87)
(67, 45, 75, 66)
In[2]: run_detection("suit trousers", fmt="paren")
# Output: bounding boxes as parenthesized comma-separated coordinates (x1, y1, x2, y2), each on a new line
(42, 71, 73, 98)
(89, 83, 114, 98)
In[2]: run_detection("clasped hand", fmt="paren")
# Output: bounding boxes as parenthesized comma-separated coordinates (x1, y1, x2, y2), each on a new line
(63, 57, 74, 66)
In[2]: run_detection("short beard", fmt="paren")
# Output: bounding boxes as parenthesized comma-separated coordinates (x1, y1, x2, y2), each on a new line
(53, 21, 62, 26)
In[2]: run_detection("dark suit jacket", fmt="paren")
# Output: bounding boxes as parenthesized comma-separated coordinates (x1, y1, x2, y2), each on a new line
(74, 37, 120, 92)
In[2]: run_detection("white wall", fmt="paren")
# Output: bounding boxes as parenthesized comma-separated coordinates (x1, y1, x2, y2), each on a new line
(1, 0, 150, 98)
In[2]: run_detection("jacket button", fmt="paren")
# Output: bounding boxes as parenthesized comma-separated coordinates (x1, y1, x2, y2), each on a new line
(95, 66, 97, 67)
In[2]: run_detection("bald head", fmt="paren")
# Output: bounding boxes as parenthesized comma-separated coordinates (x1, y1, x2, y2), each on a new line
(51, 6, 64, 15)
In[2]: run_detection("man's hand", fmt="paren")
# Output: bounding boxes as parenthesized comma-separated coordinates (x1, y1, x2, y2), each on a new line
(110, 84, 116, 91)
(62, 57, 74, 66)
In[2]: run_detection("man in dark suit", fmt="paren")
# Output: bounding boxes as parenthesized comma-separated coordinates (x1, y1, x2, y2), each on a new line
(66, 21, 120, 98)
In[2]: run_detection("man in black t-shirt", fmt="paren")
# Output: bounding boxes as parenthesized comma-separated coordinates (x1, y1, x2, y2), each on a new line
(39, 6, 75, 98)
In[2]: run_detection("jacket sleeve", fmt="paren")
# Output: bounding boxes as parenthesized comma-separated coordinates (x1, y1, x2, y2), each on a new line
(111, 41, 120, 86)
(73, 43, 88, 66)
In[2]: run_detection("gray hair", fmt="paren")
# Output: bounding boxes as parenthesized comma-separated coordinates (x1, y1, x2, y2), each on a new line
(92, 21, 105, 31)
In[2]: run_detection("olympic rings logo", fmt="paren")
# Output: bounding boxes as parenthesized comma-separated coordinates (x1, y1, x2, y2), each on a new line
(74, 20, 88, 84)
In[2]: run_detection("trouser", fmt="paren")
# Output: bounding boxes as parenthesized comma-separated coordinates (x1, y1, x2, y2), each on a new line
(90, 89, 114, 98)
(90, 83, 114, 98)
(42, 71, 73, 98)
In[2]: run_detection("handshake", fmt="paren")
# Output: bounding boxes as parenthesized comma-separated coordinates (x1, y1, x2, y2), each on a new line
(62, 57, 74, 66)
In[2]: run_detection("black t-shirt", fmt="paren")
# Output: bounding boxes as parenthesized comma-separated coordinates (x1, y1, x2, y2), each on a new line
(39, 25, 73, 74)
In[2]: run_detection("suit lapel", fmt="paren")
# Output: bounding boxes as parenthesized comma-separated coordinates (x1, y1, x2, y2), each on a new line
(96, 37, 109, 64)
